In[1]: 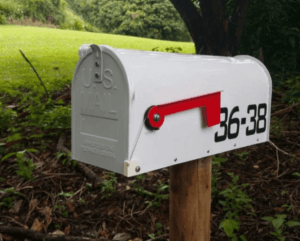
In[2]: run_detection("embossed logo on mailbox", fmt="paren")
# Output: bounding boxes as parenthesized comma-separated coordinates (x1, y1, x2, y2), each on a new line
(80, 45, 118, 120)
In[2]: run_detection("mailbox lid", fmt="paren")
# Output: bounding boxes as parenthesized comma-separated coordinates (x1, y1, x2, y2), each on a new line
(109, 47, 272, 176)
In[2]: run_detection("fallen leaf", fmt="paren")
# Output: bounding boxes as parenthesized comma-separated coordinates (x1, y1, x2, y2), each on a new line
(64, 225, 71, 235)
(73, 212, 78, 219)
(2, 234, 14, 241)
(40, 206, 52, 232)
(29, 199, 39, 212)
(83, 210, 92, 214)
(34, 162, 44, 168)
(41, 199, 48, 206)
(31, 218, 43, 232)
(50, 230, 65, 235)
(9, 199, 23, 214)
(107, 206, 116, 216)
(66, 201, 75, 212)
(113, 233, 131, 241)
(274, 207, 285, 212)
(253, 165, 259, 169)
(147, 171, 155, 178)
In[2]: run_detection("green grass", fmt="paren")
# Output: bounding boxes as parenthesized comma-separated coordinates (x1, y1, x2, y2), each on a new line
(0, 25, 195, 95)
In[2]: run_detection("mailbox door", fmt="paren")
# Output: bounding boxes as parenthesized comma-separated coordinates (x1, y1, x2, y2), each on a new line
(72, 45, 129, 174)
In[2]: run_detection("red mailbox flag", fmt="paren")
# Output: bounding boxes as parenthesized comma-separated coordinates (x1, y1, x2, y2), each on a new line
(145, 91, 221, 130)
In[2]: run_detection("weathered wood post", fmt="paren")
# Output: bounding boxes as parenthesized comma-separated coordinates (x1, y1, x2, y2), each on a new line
(170, 157, 212, 241)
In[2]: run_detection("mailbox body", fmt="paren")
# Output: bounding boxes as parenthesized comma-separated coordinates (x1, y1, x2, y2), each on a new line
(72, 44, 272, 177)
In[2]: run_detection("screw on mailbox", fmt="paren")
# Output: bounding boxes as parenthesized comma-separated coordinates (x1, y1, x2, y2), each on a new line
(95, 61, 99, 67)
(135, 166, 140, 172)
(153, 114, 161, 122)
(95, 73, 99, 78)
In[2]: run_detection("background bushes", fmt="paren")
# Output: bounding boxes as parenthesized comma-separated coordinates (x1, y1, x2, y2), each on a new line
(87, 0, 192, 42)
(18, 0, 67, 25)
(237, 0, 300, 87)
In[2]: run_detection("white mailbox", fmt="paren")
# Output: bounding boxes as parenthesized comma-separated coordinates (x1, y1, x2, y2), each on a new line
(71, 44, 272, 177)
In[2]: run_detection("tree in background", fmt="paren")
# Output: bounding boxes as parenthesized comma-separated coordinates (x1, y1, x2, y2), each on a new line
(171, 0, 300, 82)
(170, 0, 249, 56)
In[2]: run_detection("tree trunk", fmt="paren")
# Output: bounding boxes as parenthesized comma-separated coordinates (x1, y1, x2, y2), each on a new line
(169, 0, 249, 56)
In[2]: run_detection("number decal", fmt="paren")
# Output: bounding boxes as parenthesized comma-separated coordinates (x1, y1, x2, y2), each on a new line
(228, 106, 240, 139)
(246, 104, 256, 136)
(215, 108, 228, 142)
(257, 104, 267, 133)
(214, 103, 268, 142)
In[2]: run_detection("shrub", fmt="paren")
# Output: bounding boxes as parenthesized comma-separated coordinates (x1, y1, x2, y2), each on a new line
(0, 14, 6, 24)
(73, 19, 83, 30)
(20, 0, 66, 25)
(89, 0, 192, 42)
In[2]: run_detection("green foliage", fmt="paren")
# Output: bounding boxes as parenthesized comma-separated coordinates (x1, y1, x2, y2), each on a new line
(292, 172, 300, 178)
(281, 204, 293, 212)
(23, 99, 71, 132)
(55, 204, 68, 217)
(100, 172, 117, 199)
(270, 116, 286, 137)
(148, 222, 164, 240)
(0, 0, 24, 20)
(219, 172, 253, 214)
(56, 151, 76, 166)
(131, 178, 169, 209)
(238, 0, 300, 86)
(88, 0, 191, 42)
(64, 0, 88, 19)
(0, 187, 24, 209)
(6, 133, 23, 143)
(2, 149, 38, 181)
(211, 156, 227, 198)
(262, 214, 300, 241)
(135, 174, 146, 181)
(58, 191, 74, 198)
(0, 101, 17, 136)
(19, 0, 67, 25)
(0, 14, 6, 24)
(152, 46, 183, 53)
(218, 172, 253, 240)
(219, 219, 240, 241)
(234, 151, 249, 160)
(73, 19, 83, 30)
(2, 149, 39, 180)
(277, 74, 300, 108)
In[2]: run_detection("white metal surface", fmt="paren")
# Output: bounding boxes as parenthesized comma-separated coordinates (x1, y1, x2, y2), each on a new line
(72, 44, 272, 177)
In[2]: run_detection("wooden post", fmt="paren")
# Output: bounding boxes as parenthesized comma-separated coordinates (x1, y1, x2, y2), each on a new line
(169, 156, 212, 241)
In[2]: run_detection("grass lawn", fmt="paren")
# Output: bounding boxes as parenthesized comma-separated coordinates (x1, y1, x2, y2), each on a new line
(0, 25, 195, 96)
